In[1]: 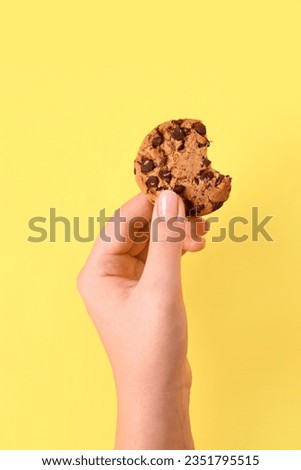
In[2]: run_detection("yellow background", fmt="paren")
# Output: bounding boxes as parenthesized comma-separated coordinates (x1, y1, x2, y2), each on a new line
(0, 0, 300, 450)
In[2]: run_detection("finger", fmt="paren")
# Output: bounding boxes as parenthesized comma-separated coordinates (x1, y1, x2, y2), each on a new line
(140, 190, 185, 291)
(85, 193, 153, 268)
(136, 242, 150, 263)
(183, 236, 206, 253)
(135, 215, 209, 260)
(183, 218, 208, 252)
(128, 221, 150, 257)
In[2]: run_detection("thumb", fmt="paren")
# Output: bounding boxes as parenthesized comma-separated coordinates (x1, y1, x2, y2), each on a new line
(140, 190, 186, 290)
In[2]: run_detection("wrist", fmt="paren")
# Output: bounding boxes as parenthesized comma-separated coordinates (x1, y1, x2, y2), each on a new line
(114, 358, 192, 398)
(114, 369, 194, 450)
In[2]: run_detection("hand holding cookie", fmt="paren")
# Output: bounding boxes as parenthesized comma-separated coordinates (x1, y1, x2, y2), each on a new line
(77, 120, 229, 449)
(77, 190, 207, 449)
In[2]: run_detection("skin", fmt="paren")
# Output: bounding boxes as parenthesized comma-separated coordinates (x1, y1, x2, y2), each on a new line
(77, 190, 208, 449)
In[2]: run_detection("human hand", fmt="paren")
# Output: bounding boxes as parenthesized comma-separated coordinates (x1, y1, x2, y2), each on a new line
(77, 190, 207, 449)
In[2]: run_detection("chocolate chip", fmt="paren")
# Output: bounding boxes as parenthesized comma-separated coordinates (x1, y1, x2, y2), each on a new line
(134, 167, 136, 175)
(194, 177, 199, 185)
(193, 122, 207, 135)
(198, 142, 206, 148)
(173, 184, 185, 194)
(159, 154, 168, 166)
(215, 175, 224, 186)
(152, 134, 164, 148)
(184, 199, 195, 216)
(141, 158, 155, 173)
(202, 158, 211, 166)
(171, 127, 185, 140)
(200, 171, 214, 180)
(182, 127, 191, 136)
(146, 176, 159, 189)
(172, 119, 184, 126)
(187, 204, 205, 217)
(212, 201, 224, 211)
(159, 169, 172, 183)
(177, 142, 185, 151)
(193, 204, 205, 216)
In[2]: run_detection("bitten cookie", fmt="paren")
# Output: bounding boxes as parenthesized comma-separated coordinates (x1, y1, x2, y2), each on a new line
(134, 118, 232, 216)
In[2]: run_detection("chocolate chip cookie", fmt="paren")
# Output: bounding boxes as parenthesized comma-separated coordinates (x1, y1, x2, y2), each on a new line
(134, 118, 232, 216)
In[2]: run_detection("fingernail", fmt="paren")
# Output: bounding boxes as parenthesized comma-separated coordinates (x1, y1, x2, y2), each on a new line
(158, 190, 178, 218)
